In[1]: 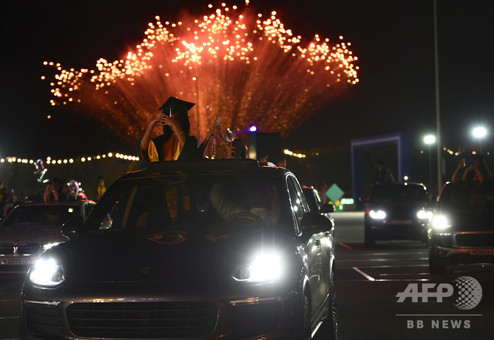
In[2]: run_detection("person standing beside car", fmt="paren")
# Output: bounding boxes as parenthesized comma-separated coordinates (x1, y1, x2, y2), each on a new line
(0, 181, 13, 218)
(96, 176, 106, 201)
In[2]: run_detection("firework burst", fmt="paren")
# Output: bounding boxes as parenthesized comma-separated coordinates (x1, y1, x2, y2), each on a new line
(44, 2, 359, 144)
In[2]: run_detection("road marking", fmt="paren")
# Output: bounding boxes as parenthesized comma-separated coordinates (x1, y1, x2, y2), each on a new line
(345, 264, 429, 268)
(352, 267, 375, 281)
(338, 242, 352, 249)
(349, 267, 430, 282)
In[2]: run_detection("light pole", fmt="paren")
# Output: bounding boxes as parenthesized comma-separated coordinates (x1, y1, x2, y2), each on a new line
(423, 134, 436, 189)
(472, 126, 487, 154)
(192, 76, 200, 140)
(433, 0, 443, 194)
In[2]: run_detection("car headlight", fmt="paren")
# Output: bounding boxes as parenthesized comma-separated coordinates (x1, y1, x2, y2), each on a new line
(233, 250, 284, 283)
(43, 242, 62, 251)
(369, 209, 386, 220)
(29, 257, 65, 287)
(416, 209, 432, 221)
(431, 215, 451, 230)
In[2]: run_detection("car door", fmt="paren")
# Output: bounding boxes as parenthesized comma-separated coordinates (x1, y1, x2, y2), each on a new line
(287, 176, 324, 317)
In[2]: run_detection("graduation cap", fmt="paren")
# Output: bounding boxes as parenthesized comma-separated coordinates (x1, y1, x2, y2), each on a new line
(159, 97, 195, 116)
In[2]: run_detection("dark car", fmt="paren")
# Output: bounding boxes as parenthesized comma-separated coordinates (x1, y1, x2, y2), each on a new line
(0, 200, 95, 271)
(364, 182, 431, 247)
(20, 160, 337, 340)
(429, 181, 494, 274)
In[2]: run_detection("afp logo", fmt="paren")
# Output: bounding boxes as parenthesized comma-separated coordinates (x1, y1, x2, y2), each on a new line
(396, 276, 483, 310)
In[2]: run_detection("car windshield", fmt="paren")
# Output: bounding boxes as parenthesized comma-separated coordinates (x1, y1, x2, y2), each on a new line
(370, 184, 427, 203)
(1, 205, 80, 227)
(438, 181, 494, 213)
(86, 173, 288, 235)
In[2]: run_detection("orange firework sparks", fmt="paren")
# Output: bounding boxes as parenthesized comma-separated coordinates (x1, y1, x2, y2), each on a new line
(43, 2, 359, 144)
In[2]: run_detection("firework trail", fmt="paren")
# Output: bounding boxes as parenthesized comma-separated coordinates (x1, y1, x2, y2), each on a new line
(44, 2, 359, 144)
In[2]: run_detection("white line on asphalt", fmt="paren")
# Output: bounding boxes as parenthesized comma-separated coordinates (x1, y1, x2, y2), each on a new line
(349, 267, 431, 282)
(352, 267, 375, 281)
(338, 242, 352, 249)
(338, 258, 426, 262)
(340, 278, 430, 282)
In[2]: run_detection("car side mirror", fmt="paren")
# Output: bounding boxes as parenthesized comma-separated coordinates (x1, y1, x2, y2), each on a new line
(61, 216, 84, 240)
(319, 203, 335, 214)
(301, 212, 333, 234)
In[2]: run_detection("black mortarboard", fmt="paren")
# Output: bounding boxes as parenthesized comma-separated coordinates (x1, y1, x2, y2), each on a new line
(159, 97, 195, 116)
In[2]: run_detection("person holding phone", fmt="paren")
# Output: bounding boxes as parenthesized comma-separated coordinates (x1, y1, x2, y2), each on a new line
(139, 97, 199, 163)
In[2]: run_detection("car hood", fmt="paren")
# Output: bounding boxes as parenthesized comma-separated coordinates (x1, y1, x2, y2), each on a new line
(367, 201, 427, 213)
(0, 225, 68, 244)
(440, 210, 494, 230)
(51, 226, 285, 285)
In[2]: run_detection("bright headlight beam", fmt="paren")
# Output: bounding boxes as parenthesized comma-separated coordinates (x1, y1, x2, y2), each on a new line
(432, 215, 451, 230)
(29, 257, 65, 287)
(234, 250, 284, 283)
(43, 242, 61, 251)
(369, 209, 386, 220)
(416, 209, 432, 220)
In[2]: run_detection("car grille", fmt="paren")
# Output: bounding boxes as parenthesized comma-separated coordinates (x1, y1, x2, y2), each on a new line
(455, 233, 494, 247)
(0, 243, 43, 255)
(66, 301, 218, 338)
(24, 302, 63, 336)
(225, 299, 281, 338)
(0, 244, 14, 254)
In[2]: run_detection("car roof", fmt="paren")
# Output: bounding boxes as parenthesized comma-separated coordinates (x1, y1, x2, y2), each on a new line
(121, 159, 290, 180)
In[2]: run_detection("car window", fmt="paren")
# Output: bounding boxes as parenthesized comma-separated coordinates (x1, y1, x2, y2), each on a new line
(287, 176, 309, 233)
(370, 185, 427, 203)
(304, 188, 322, 212)
(1, 205, 81, 227)
(84, 203, 95, 219)
(87, 174, 289, 234)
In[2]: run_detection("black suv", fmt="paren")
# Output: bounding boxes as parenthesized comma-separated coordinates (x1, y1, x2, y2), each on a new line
(429, 181, 494, 274)
(364, 182, 431, 247)
(21, 160, 337, 340)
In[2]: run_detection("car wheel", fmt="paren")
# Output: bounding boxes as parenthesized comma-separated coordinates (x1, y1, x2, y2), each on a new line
(364, 226, 375, 247)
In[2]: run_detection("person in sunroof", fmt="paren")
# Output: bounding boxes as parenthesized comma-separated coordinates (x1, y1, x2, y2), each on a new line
(138, 96, 199, 163)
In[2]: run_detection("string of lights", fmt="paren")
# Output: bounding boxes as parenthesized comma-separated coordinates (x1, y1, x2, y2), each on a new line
(0, 152, 139, 166)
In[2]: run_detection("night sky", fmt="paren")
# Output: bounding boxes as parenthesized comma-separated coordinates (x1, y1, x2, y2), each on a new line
(1, 0, 493, 159)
